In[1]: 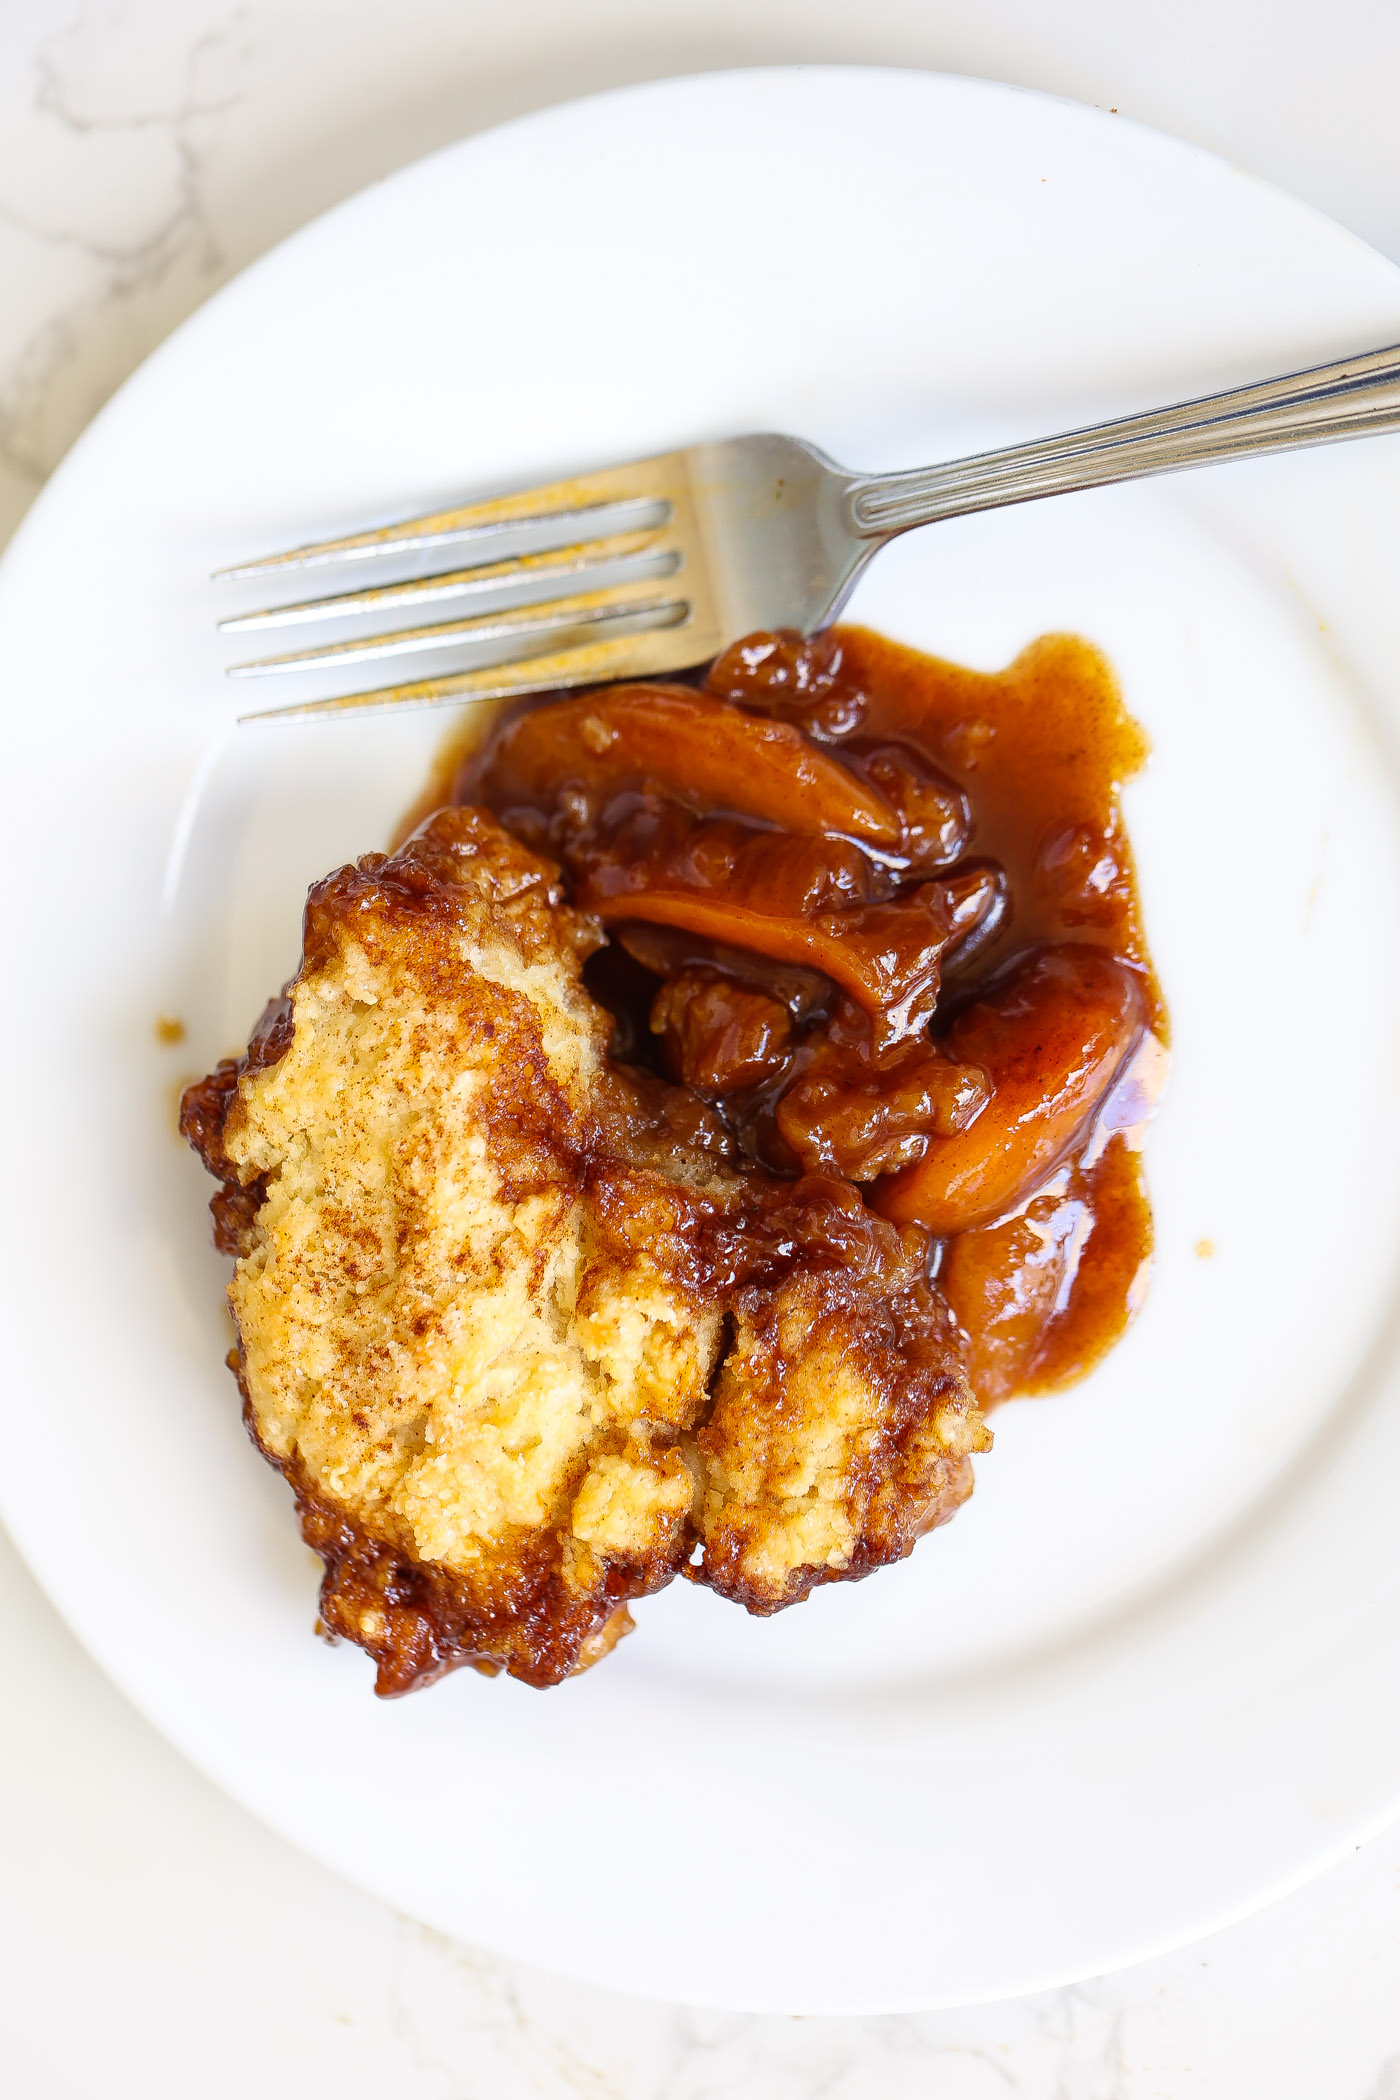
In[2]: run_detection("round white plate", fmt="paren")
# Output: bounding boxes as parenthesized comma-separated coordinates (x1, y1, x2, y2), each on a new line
(5, 67, 1400, 2014)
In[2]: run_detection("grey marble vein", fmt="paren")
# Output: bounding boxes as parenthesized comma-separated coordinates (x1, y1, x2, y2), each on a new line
(0, 0, 249, 512)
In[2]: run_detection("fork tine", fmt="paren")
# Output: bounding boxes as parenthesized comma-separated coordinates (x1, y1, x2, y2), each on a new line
(227, 579, 689, 679)
(239, 602, 707, 722)
(218, 532, 677, 634)
(213, 463, 675, 579)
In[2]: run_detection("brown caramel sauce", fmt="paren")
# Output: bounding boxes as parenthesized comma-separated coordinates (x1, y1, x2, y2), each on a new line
(834, 627, 1164, 1039)
(829, 629, 1166, 1403)
(427, 624, 1164, 1412)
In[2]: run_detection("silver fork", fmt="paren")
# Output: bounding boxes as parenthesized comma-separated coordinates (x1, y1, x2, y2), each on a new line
(219, 341, 1400, 722)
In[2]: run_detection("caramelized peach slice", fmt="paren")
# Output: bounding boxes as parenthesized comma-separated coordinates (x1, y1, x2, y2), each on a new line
(586, 859, 1003, 1048)
(874, 945, 1144, 1234)
(476, 686, 900, 845)
(593, 886, 984, 1046)
(941, 1135, 1152, 1406)
(593, 892, 914, 1016)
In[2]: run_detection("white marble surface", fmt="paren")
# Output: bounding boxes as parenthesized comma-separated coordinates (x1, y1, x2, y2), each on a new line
(5, 2, 1400, 2090)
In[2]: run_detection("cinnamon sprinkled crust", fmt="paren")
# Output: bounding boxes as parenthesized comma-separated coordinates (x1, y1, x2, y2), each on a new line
(182, 806, 987, 1693)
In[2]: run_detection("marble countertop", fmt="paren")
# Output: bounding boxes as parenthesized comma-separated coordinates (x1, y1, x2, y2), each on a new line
(5, 3, 1400, 2092)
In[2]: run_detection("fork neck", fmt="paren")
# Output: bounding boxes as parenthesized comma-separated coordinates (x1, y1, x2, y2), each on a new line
(842, 341, 1400, 539)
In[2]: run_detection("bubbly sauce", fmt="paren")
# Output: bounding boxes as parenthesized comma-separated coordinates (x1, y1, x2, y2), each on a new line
(451, 625, 1165, 1410)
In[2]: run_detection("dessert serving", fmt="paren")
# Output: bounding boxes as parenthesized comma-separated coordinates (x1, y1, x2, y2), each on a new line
(183, 622, 1163, 1695)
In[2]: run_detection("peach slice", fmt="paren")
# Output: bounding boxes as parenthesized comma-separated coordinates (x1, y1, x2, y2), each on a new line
(874, 945, 1145, 1235)
(591, 887, 967, 1040)
(476, 686, 900, 845)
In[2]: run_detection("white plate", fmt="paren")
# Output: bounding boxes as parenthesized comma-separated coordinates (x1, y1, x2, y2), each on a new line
(5, 67, 1400, 2015)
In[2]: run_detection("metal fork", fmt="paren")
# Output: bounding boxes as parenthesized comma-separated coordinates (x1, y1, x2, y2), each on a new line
(219, 341, 1400, 722)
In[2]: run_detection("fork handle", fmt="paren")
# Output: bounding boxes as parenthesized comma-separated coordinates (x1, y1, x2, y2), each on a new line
(845, 342, 1400, 537)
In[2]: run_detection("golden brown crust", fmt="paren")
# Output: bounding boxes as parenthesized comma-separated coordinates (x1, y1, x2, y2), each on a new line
(288, 1458, 666, 1693)
(183, 807, 987, 1693)
(693, 1216, 986, 1613)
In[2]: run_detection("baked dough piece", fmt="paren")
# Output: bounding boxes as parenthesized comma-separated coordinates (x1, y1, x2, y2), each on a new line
(693, 1206, 989, 1614)
(182, 807, 987, 1692)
